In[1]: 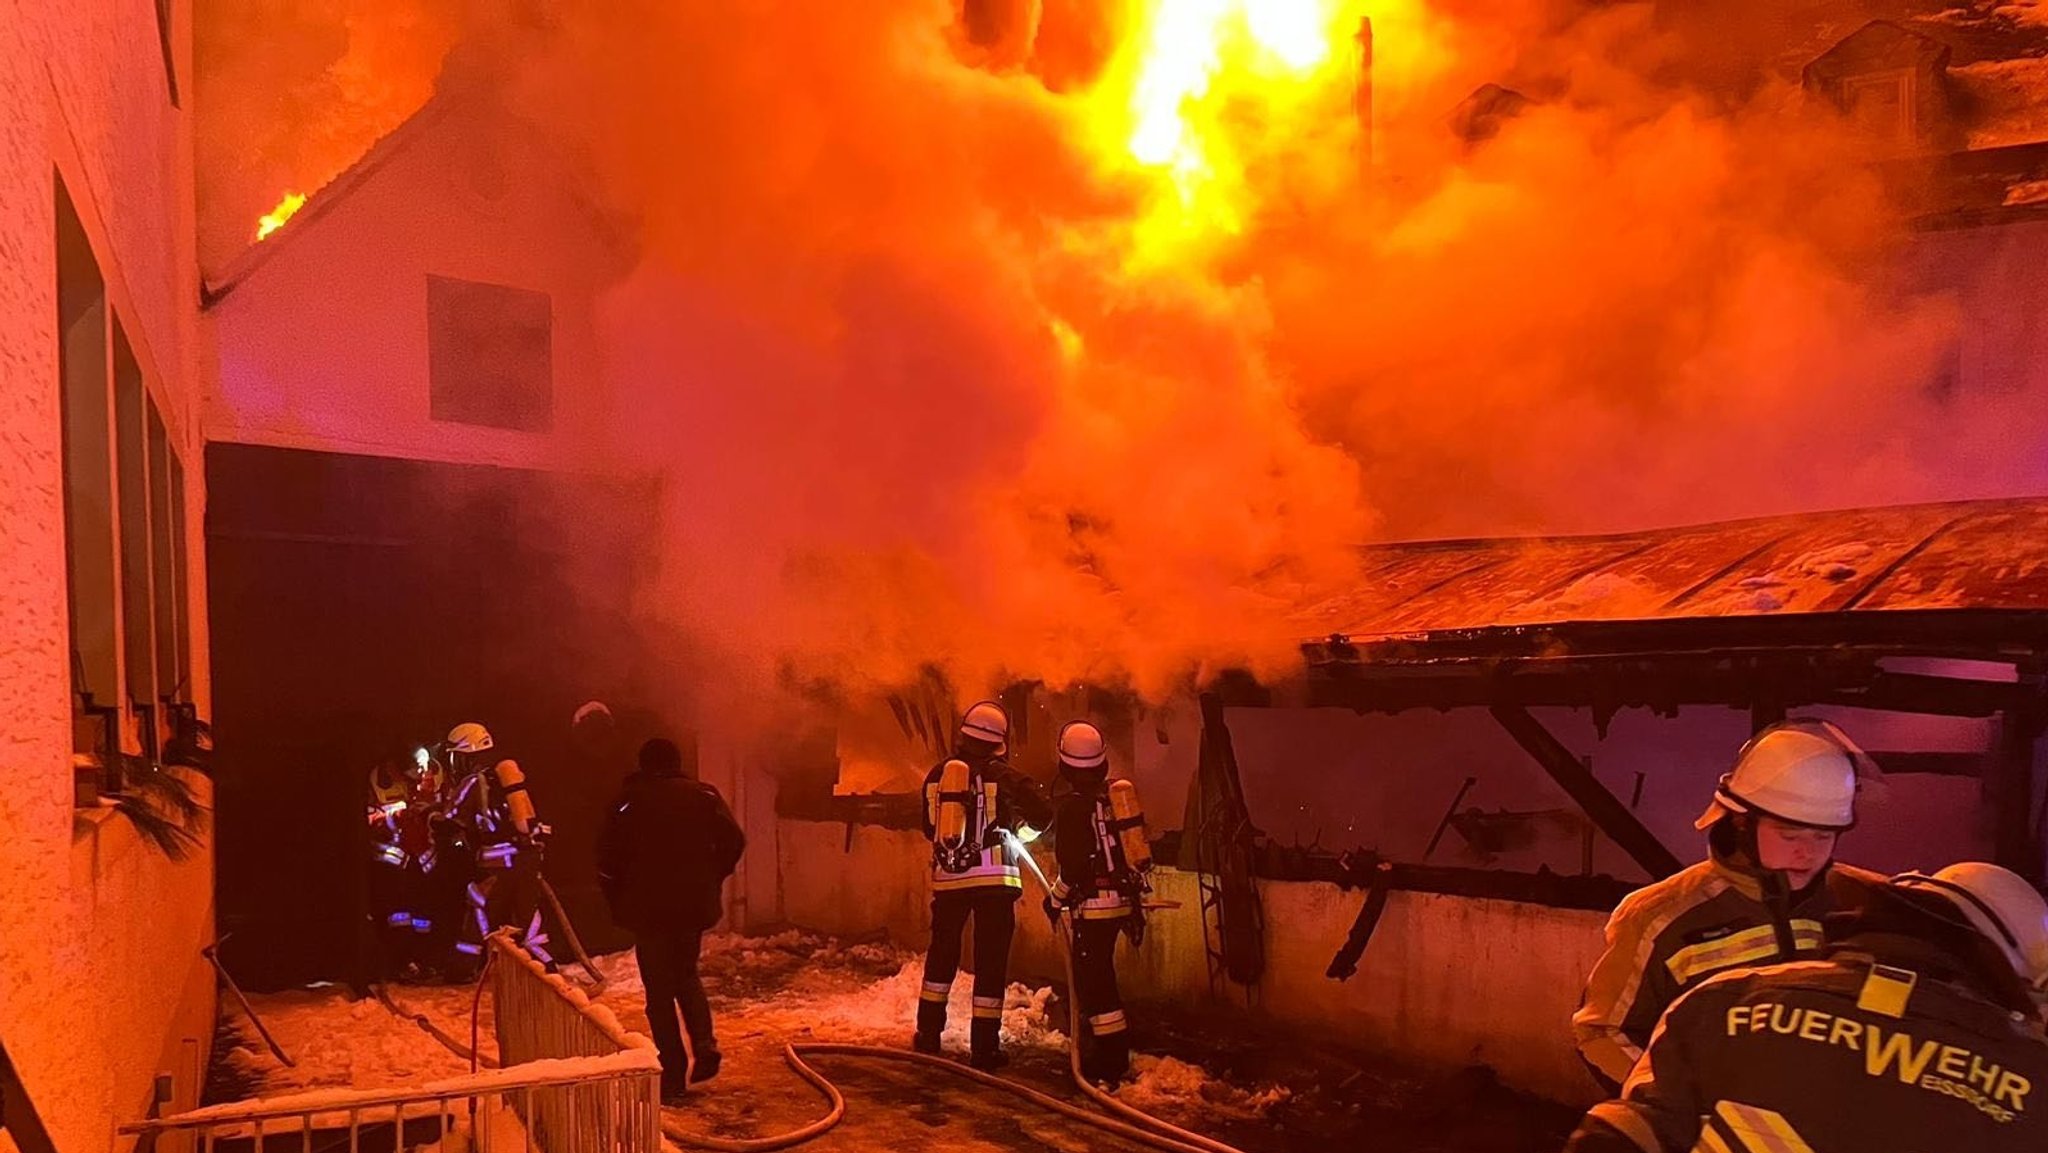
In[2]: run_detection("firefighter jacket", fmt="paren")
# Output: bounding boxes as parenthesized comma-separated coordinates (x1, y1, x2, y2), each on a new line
(921, 755, 1053, 896)
(1050, 782, 1138, 921)
(367, 761, 444, 869)
(1567, 885, 2048, 1153)
(1574, 851, 1885, 1088)
(446, 757, 539, 870)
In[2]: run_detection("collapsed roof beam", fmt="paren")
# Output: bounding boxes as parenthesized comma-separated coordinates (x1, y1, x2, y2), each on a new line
(1491, 704, 1684, 881)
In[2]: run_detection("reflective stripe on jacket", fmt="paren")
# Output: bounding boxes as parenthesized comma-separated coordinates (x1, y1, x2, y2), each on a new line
(1573, 857, 1885, 1088)
(1567, 950, 2048, 1153)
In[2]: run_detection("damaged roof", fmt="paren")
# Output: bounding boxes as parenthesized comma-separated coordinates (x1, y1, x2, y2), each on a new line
(1294, 495, 2048, 646)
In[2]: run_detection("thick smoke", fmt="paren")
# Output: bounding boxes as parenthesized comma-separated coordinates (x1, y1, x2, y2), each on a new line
(196, 0, 472, 270)
(200, 0, 2047, 708)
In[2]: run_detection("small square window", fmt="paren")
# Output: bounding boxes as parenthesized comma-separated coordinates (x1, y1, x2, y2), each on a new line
(1842, 70, 1915, 141)
(427, 275, 554, 433)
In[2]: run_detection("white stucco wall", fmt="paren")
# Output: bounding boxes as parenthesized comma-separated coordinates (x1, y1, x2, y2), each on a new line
(1, 5, 216, 1150)
(202, 87, 622, 473)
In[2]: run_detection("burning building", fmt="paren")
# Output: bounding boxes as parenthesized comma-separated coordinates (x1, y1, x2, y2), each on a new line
(7, 0, 2048, 1146)
(196, 53, 667, 990)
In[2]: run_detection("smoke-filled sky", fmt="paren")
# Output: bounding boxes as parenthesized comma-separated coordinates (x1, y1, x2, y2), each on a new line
(196, 0, 2048, 705)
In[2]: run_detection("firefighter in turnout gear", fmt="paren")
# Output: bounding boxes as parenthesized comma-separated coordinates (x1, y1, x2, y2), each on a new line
(1566, 863, 2048, 1153)
(1046, 720, 1151, 1084)
(365, 744, 451, 979)
(916, 700, 1053, 1069)
(442, 722, 553, 968)
(1574, 720, 1885, 1091)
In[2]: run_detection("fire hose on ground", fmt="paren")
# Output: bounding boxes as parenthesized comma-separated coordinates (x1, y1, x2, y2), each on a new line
(655, 829, 1249, 1153)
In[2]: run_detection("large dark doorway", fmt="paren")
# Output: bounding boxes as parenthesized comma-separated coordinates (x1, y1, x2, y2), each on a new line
(206, 443, 662, 989)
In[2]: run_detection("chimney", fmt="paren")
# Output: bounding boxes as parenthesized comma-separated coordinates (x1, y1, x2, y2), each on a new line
(1355, 17, 1374, 172)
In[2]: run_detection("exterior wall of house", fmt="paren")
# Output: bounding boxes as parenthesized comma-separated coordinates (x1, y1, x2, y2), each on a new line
(202, 89, 623, 473)
(0, 5, 216, 1151)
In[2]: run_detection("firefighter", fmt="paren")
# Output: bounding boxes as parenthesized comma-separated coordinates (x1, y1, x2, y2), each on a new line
(916, 700, 1054, 1069)
(1566, 862, 2048, 1152)
(365, 743, 449, 980)
(1574, 719, 1885, 1091)
(442, 722, 553, 967)
(1046, 720, 1151, 1084)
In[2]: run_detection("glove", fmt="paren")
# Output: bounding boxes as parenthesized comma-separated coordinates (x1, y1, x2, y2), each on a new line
(1043, 896, 1064, 927)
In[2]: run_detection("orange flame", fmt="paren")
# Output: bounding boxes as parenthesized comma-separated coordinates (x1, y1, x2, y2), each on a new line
(1079, 0, 1440, 268)
(255, 192, 308, 242)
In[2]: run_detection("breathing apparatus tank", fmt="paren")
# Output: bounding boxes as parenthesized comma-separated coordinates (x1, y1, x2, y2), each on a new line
(494, 758, 536, 835)
(934, 758, 975, 869)
(1107, 779, 1151, 873)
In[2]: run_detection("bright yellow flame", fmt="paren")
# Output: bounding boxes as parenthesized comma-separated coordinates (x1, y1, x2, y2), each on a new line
(256, 192, 308, 241)
(1245, 0, 1336, 70)
(1092, 0, 1371, 267)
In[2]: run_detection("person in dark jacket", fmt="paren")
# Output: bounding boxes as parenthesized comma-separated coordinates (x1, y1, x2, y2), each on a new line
(1566, 863, 2048, 1153)
(598, 736, 745, 1102)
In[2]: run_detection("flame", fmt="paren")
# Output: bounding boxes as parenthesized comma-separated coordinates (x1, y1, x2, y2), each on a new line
(255, 192, 308, 242)
(1082, 0, 1437, 268)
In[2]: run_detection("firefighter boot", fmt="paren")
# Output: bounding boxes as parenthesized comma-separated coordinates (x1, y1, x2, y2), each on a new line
(969, 1017, 1007, 1071)
(914, 992, 947, 1053)
(1083, 1033, 1131, 1086)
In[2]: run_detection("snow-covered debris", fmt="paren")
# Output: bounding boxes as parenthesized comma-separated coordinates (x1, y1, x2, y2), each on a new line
(2005, 177, 2048, 204)
(1951, 57, 2048, 149)
(1114, 1054, 1292, 1121)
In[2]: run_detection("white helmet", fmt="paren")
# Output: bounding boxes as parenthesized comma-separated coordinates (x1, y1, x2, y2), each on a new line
(1695, 719, 1864, 831)
(446, 722, 494, 754)
(959, 701, 1008, 747)
(1894, 864, 2048, 991)
(1058, 721, 1109, 770)
(572, 700, 612, 727)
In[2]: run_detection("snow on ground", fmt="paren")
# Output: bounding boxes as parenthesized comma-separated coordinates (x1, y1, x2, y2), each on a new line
(216, 929, 1284, 1126)
(216, 981, 479, 1096)
(1116, 1055, 1293, 1120)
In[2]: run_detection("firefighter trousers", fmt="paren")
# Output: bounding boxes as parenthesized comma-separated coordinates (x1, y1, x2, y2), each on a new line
(919, 888, 1017, 1056)
(1072, 917, 1131, 1082)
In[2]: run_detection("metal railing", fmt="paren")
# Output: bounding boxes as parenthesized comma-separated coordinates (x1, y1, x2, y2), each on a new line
(488, 934, 664, 1149)
(122, 937, 660, 1153)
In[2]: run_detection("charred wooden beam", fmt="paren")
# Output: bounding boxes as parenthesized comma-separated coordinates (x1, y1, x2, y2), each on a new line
(1868, 751, 1989, 778)
(1491, 704, 1684, 880)
(1327, 859, 1392, 981)
(1817, 672, 2032, 718)
(1286, 847, 1637, 911)
(1303, 609, 2048, 669)
(1304, 654, 2030, 720)
(1994, 699, 2044, 883)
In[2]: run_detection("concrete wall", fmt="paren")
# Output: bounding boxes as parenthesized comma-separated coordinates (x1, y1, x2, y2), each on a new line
(203, 87, 623, 473)
(774, 818, 1609, 1103)
(1, 5, 217, 1152)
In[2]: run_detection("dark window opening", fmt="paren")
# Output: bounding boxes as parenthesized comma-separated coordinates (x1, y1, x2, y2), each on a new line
(57, 174, 120, 770)
(427, 275, 554, 432)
